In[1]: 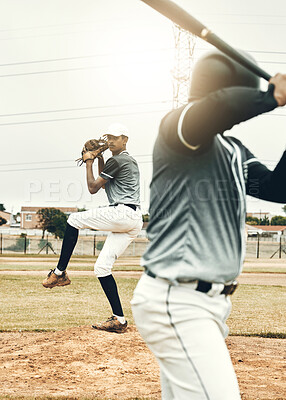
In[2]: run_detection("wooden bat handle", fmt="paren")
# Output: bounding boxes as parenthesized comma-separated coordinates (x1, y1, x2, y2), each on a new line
(141, 0, 271, 81)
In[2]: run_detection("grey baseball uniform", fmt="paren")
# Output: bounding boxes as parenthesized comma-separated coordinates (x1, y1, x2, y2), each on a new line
(68, 150, 142, 277)
(132, 84, 285, 399)
(100, 151, 141, 206)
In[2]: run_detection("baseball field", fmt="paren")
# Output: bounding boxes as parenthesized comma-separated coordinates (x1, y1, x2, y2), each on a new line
(0, 256, 285, 400)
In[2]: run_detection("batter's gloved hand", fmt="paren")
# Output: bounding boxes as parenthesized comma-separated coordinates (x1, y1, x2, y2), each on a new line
(76, 138, 108, 166)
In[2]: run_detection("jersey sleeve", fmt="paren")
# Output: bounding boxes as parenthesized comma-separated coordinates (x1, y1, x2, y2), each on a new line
(246, 150, 286, 203)
(160, 85, 278, 156)
(100, 157, 120, 180)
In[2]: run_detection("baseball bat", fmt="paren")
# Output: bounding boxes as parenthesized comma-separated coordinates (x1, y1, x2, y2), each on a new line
(140, 0, 271, 81)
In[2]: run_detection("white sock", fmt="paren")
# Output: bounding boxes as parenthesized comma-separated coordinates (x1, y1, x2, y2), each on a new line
(114, 315, 126, 324)
(54, 267, 64, 276)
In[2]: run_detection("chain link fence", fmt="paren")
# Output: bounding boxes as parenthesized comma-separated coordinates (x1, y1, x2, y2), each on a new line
(246, 234, 286, 258)
(0, 233, 285, 259)
(0, 233, 149, 257)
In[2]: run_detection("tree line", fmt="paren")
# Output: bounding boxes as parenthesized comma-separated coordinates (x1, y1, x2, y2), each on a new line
(1, 203, 286, 238)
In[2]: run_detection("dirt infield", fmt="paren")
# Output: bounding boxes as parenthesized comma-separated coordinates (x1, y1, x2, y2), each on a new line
(0, 258, 285, 399)
(0, 326, 285, 400)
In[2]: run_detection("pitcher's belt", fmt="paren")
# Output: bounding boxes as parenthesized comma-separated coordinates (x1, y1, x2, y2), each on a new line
(146, 270, 238, 296)
(110, 203, 137, 211)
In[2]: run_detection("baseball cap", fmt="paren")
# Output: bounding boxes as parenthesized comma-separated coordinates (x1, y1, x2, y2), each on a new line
(104, 123, 129, 137)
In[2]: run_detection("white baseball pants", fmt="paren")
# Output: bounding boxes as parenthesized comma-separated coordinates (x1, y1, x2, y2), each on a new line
(68, 204, 143, 277)
(131, 273, 241, 400)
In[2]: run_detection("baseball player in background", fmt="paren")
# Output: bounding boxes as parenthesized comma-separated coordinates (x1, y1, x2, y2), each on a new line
(43, 123, 143, 334)
(131, 50, 286, 399)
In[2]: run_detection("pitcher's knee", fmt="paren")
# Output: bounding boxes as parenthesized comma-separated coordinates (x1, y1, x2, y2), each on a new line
(67, 213, 80, 229)
(94, 263, 112, 278)
(67, 212, 87, 229)
(129, 219, 143, 238)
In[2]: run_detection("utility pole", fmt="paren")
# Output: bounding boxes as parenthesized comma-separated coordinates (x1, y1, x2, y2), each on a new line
(172, 24, 196, 109)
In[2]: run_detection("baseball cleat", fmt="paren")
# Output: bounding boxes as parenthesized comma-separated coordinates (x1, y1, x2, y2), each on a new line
(42, 269, 71, 289)
(92, 316, 128, 333)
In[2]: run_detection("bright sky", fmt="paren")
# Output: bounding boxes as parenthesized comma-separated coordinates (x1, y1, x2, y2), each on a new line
(0, 0, 285, 216)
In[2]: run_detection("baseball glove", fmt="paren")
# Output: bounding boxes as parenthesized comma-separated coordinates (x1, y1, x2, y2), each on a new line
(76, 137, 108, 166)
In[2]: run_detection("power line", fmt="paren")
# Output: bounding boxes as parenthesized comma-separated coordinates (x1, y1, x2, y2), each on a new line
(0, 158, 277, 173)
(196, 46, 286, 56)
(0, 21, 166, 42)
(245, 60, 286, 65)
(0, 108, 170, 127)
(2, 47, 286, 70)
(0, 58, 171, 79)
(0, 17, 140, 33)
(0, 100, 172, 118)
(0, 47, 174, 68)
(205, 20, 286, 26)
(1, 19, 286, 44)
(0, 159, 153, 173)
(266, 113, 286, 117)
(0, 106, 285, 128)
(0, 154, 280, 169)
(0, 154, 153, 167)
(200, 12, 286, 18)
(245, 49, 286, 55)
(1, 11, 286, 45)
(0, 151, 280, 173)
(2, 12, 286, 34)
(0, 57, 284, 80)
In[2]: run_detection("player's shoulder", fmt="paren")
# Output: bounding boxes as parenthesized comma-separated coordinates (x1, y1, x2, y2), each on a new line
(111, 151, 128, 162)
(158, 105, 193, 152)
(160, 105, 186, 130)
(223, 135, 257, 163)
(113, 151, 138, 166)
(105, 155, 119, 165)
(222, 135, 250, 152)
(222, 135, 243, 146)
(158, 104, 215, 159)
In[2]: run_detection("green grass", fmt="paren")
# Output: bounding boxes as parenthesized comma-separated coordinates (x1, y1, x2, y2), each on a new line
(1, 254, 285, 273)
(243, 258, 286, 273)
(0, 276, 285, 336)
(228, 284, 286, 336)
(0, 275, 138, 331)
(0, 255, 143, 271)
(231, 332, 286, 339)
(0, 254, 142, 260)
(243, 265, 286, 273)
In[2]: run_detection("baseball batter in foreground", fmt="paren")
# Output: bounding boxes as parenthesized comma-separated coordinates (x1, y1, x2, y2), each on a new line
(43, 123, 143, 334)
(131, 50, 286, 399)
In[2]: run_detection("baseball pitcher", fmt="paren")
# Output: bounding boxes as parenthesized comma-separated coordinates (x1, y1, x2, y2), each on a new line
(132, 50, 286, 398)
(43, 123, 143, 333)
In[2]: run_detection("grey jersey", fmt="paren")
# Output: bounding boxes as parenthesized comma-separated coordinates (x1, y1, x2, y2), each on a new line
(100, 151, 140, 206)
(142, 87, 284, 284)
(142, 132, 256, 284)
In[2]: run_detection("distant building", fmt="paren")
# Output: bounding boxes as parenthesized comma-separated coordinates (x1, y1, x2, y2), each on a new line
(246, 224, 286, 237)
(20, 206, 78, 229)
(246, 212, 272, 220)
(0, 210, 12, 228)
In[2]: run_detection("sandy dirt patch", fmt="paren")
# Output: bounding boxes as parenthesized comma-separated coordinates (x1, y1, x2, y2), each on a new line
(0, 326, 285, 400)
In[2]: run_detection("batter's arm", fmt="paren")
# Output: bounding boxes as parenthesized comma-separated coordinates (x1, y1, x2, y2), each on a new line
(246, 151, 286, 203)
(162, 85, 278, 155)
(86, 160, 107, 194)
(180, 74, 286, 150)
(180, 85, 277, 149)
